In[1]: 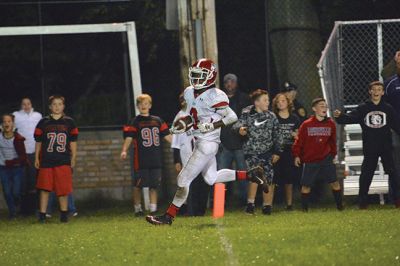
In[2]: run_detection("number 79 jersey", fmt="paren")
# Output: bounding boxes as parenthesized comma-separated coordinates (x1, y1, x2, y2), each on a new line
(184, 86, 230, 143)
(34, 115, 79, 168)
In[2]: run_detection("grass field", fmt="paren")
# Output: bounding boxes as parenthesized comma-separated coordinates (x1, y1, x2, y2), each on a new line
(0, 205, 399, 266)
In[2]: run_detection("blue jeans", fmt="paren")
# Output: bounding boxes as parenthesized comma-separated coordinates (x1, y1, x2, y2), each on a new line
(47, 193, 77, 214)
(0, 166, 23, 217)
(217, 145, 248, 205)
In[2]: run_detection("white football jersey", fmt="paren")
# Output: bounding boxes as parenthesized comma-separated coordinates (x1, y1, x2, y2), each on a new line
(183, 86, 229, 142)
(171, 110, 194, 165)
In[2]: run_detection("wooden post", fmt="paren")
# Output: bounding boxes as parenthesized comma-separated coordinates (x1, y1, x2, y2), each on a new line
(177, 0, 219, 89)
(202, 0, 219, 88)
(177, 0, 196, 88)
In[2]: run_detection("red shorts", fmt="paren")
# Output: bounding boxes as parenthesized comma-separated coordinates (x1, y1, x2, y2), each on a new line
(36, 165, 73, 196)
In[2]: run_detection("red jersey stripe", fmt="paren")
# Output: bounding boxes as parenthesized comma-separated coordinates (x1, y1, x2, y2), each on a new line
(70, 127, 79, 136)
(34, 128, 43, 136)
(123, 125, 137, 132)
(212, 102, 229, 108)
(160, 122, 169, 132)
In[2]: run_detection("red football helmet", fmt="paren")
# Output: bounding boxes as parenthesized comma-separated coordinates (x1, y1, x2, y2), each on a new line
(188, 58, 217, 90)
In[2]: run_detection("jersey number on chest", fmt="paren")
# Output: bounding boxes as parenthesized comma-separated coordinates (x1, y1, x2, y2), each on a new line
(190, 107, 199, 129)
(141, 128, 160, 147)
(47, 132, 67, 152)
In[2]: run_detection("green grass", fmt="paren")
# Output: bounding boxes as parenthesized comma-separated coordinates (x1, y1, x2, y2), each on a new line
(0, 206, 399, 266)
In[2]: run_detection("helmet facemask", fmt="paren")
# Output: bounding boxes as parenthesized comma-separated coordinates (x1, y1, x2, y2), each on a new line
(188, 67, 213, 90)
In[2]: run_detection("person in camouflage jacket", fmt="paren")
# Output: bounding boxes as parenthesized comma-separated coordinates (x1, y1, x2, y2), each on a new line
(232, 89, 283, 215)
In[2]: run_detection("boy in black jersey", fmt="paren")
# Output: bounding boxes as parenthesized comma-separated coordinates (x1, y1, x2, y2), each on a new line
(34, 95, 78, 223)
(121, 94, 172, 216)
(335, 81, 400, 209)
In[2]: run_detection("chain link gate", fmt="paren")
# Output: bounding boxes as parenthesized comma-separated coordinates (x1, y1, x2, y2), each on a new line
(318, 19, 400, 112)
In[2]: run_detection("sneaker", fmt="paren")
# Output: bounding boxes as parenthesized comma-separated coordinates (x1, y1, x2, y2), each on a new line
(245, 203, 255, 214)
(60, 212, 69, 223)
(45, 214, 52, 219)
(359, 203, 368, 210)
(70, 212, 78, 217)
(178, 204, 188, 216)
(247, 165, 269, 193)
(262, 205, 272, 215)
(395, 199, 400, 208)
(146, 214, 173, 225)
(135, 211, 144, 217)
(285, 205, 293, 211)
(38, 212, 46, 224)
(337, 204, 345, 211)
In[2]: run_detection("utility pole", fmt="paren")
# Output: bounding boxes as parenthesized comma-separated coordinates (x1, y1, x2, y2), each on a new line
(177, 0, 218, 89)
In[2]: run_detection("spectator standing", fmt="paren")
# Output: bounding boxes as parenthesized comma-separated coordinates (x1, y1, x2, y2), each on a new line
(233, 89, 283, 215)
(272, 93, 300, 210)
(292, 98, 343, 212)
(121, 94, 172, 216)
(0, 114, 27, 219)
(383, 51, 400, 200)
(13, 97, 42, 214)
(218, 73, 251, 205)
(34, 95, 79, 223)
(335, 81, 400, 208)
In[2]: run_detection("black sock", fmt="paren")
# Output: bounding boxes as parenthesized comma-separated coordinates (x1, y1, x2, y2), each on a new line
(332, 189, 343, 208)
(39, 212, 46, 221)
(60, 211, 68, 222)
(301, 193, 310, 211)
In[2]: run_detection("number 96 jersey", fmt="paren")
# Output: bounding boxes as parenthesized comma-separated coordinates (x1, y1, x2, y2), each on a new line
(34, 115, 79, 168)
(123, 115, 169, 171)
(184, 86, 229, 143)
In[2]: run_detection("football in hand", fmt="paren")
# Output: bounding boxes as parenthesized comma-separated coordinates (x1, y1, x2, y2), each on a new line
(172, 115, 194, 133)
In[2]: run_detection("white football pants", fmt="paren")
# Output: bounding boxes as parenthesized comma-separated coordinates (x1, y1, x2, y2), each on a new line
(172, 140, 236, 207)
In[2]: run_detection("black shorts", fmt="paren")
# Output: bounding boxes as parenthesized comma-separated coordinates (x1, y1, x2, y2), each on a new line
(133, 168, 162, 189)
(300, 155, 337, 187)
(245, 152, 273, 183)
(274, 149, 296, 185)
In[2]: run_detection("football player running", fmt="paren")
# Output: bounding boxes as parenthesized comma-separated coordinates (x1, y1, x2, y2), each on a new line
(146, 59, 268, 225)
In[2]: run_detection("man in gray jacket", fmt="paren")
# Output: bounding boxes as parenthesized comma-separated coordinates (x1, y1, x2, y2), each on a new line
(217, 74, 250, 205)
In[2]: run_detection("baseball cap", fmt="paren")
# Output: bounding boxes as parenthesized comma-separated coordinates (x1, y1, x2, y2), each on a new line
(281, 81, 297, 92)
(223, 73, 238, 83)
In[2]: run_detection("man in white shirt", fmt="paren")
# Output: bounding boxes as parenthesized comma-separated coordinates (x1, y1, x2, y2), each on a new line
(13, 97, 42, 213)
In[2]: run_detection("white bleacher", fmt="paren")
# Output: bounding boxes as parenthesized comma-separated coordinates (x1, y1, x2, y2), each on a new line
(343, 124, 388, 204)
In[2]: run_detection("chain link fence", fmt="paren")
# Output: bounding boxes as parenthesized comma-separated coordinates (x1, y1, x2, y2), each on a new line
(318, 19, 400, 112)
(268, 0, 322, 111)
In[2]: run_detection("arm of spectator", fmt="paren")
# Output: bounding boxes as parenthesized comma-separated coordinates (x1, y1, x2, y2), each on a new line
(70, 141, 77, 168)
(172, 148, 182, 173)
(292, 124, 306, 167)
(231, 111, 247, 135)
(329, 121, 338, 159)
(164, 134, 172, 143)
(272, 116, 283, 158)
(334, 107, 361, 124)
(381, 51, 400, 80)
(34, 142, 41, 169)
(389, 105, 400, 136)
(120, 137, 132, 160)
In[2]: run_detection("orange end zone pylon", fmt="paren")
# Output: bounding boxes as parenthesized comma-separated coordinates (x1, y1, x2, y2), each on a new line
(213, 183, 226, 218)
